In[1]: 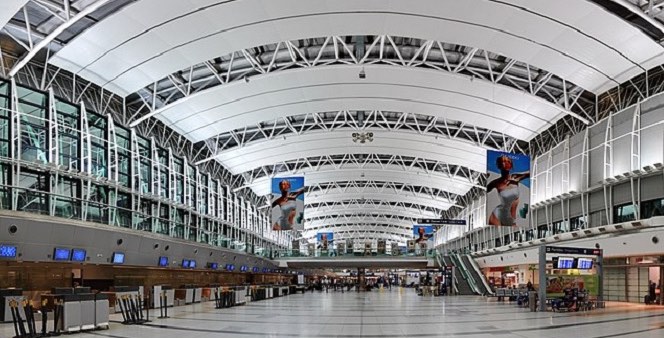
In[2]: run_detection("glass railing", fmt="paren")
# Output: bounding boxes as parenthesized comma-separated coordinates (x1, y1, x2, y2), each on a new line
(273, 248, 439, 259)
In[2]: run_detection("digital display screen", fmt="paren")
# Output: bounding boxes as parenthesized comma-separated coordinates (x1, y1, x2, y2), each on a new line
(190, 260, 197, 268)
(557, 257, 574, 269)
(226, 264, 235, 271)
(577, 258, 593, 270)
(262, 268, 268, 273)
(158, 256, 169, 267)
(240, 265, 248, 272)
(252, 267, 259, 273)
(112, 252, 125, 264)
(71, 249, 86, 262)
(0, 245, 17, 258)
(53, 248, 71, 261)
(208, 262, 218, 270)
(182, 259, 190, 268)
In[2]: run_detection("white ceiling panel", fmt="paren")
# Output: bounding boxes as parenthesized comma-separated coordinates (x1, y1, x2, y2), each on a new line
(158, 65, 565, 142)
(49, 0, 664, 95)
(0, 1, 29, 28)
(219, 130, 486, 175)
(248, 165, 474, 198)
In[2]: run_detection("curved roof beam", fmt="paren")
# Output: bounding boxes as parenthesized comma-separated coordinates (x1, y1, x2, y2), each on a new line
(305, 192, 454, 213)
(216, 130, 486, 175)
(306, 215, 415, 229)
(242, 157, 482, 197)
(306, 204, 438, 220)
(201, 110, 521, 156)
(146, 65, 574, 143)
(50, 0, 663, 95)
(303, 223, 413, 236)
(308, 199, 444, 217)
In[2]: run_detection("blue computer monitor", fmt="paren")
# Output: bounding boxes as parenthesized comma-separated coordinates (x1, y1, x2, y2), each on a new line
(53, 248, 71, 261)
(71, 249, 86, 262)
(0, 245, 17, 258)
(208, 262, 218, 270)
(112, 252, 125, 264)
(252, 267, 259, 273)
(158, 256, 169, 267)
(577, 258, 593, 269)
(190, 260, 197, 268)
(557, 256, 574, 269)
(182, 259, 190, 268)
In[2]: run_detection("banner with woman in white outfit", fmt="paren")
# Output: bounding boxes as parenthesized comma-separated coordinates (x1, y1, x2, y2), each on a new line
(486, 150, 530, 227)
(271, 177, 305, 230)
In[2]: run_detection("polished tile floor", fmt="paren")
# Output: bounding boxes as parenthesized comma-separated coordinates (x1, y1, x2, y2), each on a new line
(2, 288, 664, 337)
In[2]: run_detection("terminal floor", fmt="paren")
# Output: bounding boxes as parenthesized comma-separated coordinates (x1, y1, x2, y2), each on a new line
(2, 289, 664, 338)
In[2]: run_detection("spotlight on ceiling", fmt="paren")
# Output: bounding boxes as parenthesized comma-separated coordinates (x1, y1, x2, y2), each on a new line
(352, 132, 374, 143)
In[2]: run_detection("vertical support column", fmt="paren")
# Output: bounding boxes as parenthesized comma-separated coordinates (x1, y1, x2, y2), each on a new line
(80, 102, 92, 221)
(9, 78, 21, 211)
(538, 246, 547, 312)
(107, 115, 118, 226)
(597, 249, 604, 307)
(150, 137, 159, 233)
(357, 268, 366, 292)
(47, 88, 59, 216)
(131, 128, 141, 230)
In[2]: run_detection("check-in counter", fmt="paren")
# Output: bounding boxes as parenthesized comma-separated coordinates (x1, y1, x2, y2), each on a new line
(280, 286, 289, 296)
(78, 293, 96, 331)
(235, 286, 247, 305)
(94, 293, 109, 329)
(58, 294, 82, 333)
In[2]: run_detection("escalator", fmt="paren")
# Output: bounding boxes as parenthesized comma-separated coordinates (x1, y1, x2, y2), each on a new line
(460, 254, 493, 296)
(448, 255, 482, 295)
(444, 254, 478, 295)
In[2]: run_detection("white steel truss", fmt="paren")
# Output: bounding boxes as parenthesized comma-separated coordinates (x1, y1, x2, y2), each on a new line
(305, 181, 456, 209)
(128, 35, 594, 128)
(200, 110, 524, 163)
(241, 154, 483, 187)
(306, 200, 439, 220)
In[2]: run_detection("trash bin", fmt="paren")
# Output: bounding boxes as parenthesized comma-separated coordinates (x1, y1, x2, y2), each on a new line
(528, 291, 537, 312)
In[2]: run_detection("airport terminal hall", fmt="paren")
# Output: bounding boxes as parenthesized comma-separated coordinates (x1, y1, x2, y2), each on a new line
(6, 1, 664, 338)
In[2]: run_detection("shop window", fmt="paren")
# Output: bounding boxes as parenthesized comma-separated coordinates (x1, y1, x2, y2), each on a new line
(570, 215, 587, 231)
(537, 224, 549, 239)
(614, 203, 636, 223)
(641, 198, 664, 219)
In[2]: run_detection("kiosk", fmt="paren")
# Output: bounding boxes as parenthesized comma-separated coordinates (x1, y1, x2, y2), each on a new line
(537, 245, 603, 312)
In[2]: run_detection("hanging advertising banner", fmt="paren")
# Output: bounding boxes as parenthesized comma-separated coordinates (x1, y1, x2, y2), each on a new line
(485, 150, 531, 227)
(271, 177, 305, 231)
(316, 232, 334, 250)
(413, 225, 434, 244)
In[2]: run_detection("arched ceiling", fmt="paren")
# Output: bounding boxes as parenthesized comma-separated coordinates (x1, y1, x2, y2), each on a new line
(3, 0, 664, 244)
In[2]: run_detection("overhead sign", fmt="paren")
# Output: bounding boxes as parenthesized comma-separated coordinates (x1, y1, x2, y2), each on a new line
(545, 246, 602, 256)
(416, 219, 467, 225)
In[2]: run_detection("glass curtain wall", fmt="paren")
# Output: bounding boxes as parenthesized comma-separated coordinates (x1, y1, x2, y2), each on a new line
(0, 79, 288, 258)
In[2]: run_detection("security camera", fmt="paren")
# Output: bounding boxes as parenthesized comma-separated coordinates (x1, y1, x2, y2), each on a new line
(359, 69, 366, 79)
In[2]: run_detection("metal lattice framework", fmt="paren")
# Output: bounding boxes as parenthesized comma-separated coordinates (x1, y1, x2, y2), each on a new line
(127, 35, 595, 128)
(200, 110, 524, 164)
(240, 154, 484, 187)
